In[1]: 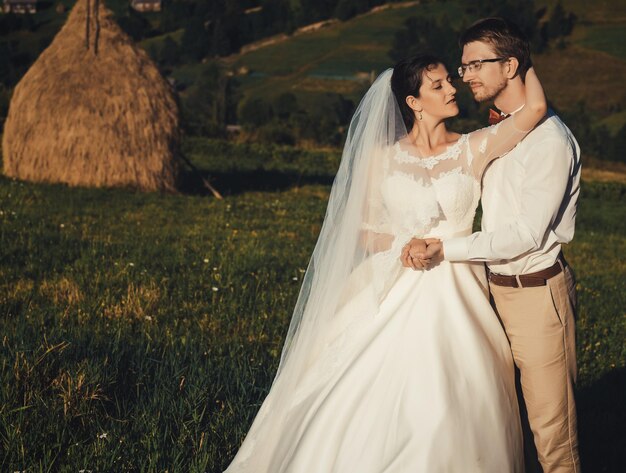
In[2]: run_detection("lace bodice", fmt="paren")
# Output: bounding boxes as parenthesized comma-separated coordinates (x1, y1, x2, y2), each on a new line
(362, 118, 531, 243)
(365, 134, 481, 246)
(381, 135, 480, 238)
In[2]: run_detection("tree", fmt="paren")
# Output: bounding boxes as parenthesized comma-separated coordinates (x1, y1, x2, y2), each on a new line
(273, 93, 298, 120)
(0, 42, 11, 86)
(592, 125, 611, 159)
(297, 0, 337, 25)
(303, 93, 355, 145)
(557, 102, 624, 161)
(0, 84, 11, 133)
(258, 0, 294, 38)
(389, 16, 459, 68)
(258, 123, 295, 145)
(0, 41, 30, 87)
(546, 1, 576, 41)
(210, 1, 245, 56)
(238, 97, 273, 129)
(160, 36, 180, 67)
(334, 0, 361, 21)
(464, 0, 546, 52)
(182, 63, 235, 136)
(334, 0, 379, 22)
(0, 13, 21, 36)
(160, 1, 194, 32)
(181, 16, 210, 61)
(117, 9, 151, 41)
(609, 125, 626, 163)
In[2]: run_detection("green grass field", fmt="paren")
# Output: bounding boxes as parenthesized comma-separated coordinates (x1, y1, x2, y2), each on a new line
(1, 139, 625, 471)
(576, 24, 626, 60)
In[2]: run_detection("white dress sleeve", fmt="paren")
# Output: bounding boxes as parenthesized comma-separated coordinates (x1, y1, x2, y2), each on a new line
(466, 114, 534, 179)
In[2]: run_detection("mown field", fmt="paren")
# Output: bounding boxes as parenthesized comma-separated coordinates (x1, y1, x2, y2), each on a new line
(1, 139, 625, 471)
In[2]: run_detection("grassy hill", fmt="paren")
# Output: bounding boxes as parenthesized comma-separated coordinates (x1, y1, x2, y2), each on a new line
(2, 0, 626, 145)
(538, 0, 626, 23)
(216, 2, 464, 108)
(205, 0, 626, 128)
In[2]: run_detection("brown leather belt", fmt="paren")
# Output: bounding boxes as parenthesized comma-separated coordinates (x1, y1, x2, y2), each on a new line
(487, 253, 567, 288)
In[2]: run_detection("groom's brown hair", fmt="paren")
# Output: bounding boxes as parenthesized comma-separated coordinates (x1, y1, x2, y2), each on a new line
(460, 17, 531, 80)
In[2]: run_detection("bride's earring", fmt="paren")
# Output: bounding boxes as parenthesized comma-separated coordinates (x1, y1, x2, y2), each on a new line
(418, 110, 423, 121)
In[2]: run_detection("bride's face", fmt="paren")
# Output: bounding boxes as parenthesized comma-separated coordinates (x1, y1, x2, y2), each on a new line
(414, 64, 459, 120)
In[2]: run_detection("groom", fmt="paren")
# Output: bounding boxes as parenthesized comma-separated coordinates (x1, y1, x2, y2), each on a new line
(404, 18, 582, 473)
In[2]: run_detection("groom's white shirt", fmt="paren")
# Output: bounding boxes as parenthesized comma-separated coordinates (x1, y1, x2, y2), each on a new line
(443, 109, 581, 275)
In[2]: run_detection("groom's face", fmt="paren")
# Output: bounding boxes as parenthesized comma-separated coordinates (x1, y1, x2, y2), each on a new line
(461, 41, 508, 103)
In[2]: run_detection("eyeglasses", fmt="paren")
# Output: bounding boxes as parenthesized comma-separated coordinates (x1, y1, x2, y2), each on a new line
(457, 58, 508, 77)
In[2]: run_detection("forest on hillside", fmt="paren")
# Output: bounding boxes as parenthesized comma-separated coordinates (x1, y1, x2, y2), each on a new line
(6, 1, 406, 83)
(1, 0, 624, 162)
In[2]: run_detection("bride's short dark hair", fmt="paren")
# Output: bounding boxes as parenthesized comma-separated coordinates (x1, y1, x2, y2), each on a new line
(391, 53, 443, 131)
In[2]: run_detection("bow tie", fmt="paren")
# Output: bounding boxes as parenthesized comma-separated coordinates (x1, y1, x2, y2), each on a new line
(488, 108, 510, 125)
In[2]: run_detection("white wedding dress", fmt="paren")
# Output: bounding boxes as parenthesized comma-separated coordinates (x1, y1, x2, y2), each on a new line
(225, 129, 524, 472)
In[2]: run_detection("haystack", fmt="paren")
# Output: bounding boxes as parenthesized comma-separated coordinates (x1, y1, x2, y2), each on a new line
(2, 0, 179, 191)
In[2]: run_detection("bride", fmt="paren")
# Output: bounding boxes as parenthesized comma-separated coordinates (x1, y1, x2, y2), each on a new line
(224, 53, 547, 472)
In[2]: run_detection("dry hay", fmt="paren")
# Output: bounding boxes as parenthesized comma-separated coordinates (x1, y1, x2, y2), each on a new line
(2, 0, 180, 191)
(39, 276, 83, 306)
(102, 281, 160, 320)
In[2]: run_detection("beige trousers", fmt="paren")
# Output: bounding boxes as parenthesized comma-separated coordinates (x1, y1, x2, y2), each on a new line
(490, 265, 580, 473)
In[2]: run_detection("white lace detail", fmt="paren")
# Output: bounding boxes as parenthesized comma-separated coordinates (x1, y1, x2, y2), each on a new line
(373, 136, 481, 251)
(431, 171, 480, 232)
(474, 122, 502, 156)
(392, 135, 467, 169)
(478, 136, 488, 154)
(432, 166, 463, 181)
(380, 174, 441, 235)
(465, 135, 475, 167)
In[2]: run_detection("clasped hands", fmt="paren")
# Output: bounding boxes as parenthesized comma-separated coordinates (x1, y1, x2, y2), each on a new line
(400, 238, 444, 270)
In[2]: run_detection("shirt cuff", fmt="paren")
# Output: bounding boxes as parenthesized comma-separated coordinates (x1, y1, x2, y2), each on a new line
(443, 237, 470, 262)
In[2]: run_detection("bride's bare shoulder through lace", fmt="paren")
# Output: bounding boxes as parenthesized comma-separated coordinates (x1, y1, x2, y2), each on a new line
(392, 134, 468, 170)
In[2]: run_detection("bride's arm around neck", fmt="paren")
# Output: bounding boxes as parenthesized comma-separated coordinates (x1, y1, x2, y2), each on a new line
(512, 67, 548, 133)
(467, 67, 548, 178)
